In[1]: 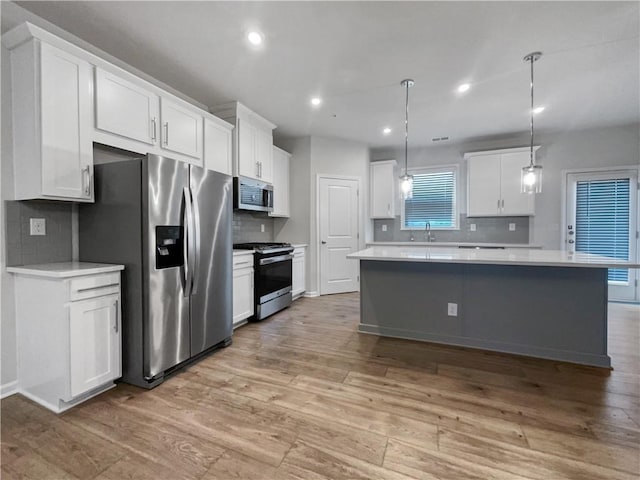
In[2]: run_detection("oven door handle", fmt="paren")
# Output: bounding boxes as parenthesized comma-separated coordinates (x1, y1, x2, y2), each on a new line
(259, 254, 293, 266)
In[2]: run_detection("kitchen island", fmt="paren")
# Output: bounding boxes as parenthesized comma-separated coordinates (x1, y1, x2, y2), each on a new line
(347, 247, 640, 368)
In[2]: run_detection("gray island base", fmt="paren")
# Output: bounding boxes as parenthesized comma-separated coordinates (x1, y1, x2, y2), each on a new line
(358, 260, 611, 368)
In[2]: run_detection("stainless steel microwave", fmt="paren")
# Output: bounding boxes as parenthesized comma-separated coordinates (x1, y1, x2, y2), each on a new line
(233, 176, 273, 212)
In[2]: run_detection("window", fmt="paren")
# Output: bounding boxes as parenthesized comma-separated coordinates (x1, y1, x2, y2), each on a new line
(575, 177, 631, 283)
(566, 168, 638, 302)
(401, 166, 458, 229)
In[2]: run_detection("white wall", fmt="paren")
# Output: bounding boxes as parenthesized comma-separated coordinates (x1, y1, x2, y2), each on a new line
(275, 136, 369, 295)
(371, 123, 640, 249)
(1, 40, 18, 394)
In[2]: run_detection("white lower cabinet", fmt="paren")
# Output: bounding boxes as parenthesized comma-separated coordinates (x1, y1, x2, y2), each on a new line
(292, 246, 307, 299)
(10, 265, 123, 413)
(233, 252, 254, 327)
(69, 295, 121, 398)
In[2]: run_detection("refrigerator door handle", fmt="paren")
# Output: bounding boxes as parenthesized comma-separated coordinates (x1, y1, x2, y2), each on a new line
(183, 187, 195, 297)
(190, 186, 201, 295)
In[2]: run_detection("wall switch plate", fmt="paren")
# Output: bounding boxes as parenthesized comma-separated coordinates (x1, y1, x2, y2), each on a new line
(29, 218, 46, 236)
(447, 302, 458, 316)
(382, 224, 388, 232)
(260, 224, 265, 233)
(509, 223, 516, 231)
(469, 223, 476, 232)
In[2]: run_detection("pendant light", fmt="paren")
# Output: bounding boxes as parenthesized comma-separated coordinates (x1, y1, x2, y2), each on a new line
(399, 78, 415, 199)
(521, 52, 543, 194)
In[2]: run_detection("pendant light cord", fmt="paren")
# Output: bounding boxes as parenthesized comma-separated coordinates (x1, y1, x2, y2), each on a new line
(404, 81, 409, 175)
(529, 55, 534, 168)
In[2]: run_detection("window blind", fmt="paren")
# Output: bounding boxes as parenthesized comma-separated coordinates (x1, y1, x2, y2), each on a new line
(404, 170, 456, 228)
(575, 178, 630, 283)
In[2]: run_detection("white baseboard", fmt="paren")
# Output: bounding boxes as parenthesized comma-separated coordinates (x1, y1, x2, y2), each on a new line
(304, 291, 319, 298)
(0, 380, 18, 399)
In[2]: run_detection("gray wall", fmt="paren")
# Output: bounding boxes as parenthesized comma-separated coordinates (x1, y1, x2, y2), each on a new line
(232, 211, 274, 244)
(371, 123, 640, 249)
(373, 214, 529, 244)
(5, 201, 73, 266)
(274, 136, 369, 295)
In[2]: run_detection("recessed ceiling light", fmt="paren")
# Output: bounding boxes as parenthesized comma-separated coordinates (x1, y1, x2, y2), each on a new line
(533, 106, 545, 114)
(383, 127, 392, 135)
(457, 83, 471, 93)
(310, 97, 322, 107)
(247, 31, 263, 46)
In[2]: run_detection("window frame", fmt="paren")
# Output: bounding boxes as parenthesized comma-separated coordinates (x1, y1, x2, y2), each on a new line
(400, 164, 460, 231)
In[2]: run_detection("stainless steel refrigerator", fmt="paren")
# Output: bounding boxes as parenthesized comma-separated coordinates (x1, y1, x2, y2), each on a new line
(79, 154, 232, 388)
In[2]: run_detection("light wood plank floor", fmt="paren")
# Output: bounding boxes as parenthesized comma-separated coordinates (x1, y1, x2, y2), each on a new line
(2, 293, 639, 479)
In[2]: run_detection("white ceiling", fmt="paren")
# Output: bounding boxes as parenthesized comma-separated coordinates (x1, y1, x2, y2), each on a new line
(6, 1, 640, 148)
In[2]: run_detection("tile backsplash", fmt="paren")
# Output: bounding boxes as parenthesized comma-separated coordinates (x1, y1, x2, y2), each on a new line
(232, 210, 274, 244)
(5, 201, 73, 266)
(373, 214, 530, 244)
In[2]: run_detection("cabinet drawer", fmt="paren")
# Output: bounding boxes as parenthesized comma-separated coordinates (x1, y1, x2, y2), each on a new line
(70, 272, 120, 301)
(233, 255, 254, 269)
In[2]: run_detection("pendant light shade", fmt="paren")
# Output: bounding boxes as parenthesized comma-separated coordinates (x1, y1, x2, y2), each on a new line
(399, 79, 414, 200)
(521, 51, 542, 194)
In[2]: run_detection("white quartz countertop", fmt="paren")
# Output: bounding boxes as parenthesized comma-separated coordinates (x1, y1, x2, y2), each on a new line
(348, 246, 640, 269)
(367, 241, 542, 249)
(233, 250, 255, 256)
(7, 262, 124, 278)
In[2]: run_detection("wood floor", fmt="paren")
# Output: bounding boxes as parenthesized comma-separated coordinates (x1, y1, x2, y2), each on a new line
(2, 293, 639, 479)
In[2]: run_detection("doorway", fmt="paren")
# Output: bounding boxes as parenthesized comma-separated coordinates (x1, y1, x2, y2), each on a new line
(565, 169, 639, 302)
(317, 176, 360, 295)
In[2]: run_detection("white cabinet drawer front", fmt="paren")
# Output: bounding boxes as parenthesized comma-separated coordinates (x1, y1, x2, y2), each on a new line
(95, 68, 159, 145)
(69, 272, 120, 301)
(69, 294, 121, 398)
(160, 98, 203, 160)
(233, 255, 254, 269)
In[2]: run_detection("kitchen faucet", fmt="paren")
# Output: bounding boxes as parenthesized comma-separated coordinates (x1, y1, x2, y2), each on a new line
(424, 222, 435, 242)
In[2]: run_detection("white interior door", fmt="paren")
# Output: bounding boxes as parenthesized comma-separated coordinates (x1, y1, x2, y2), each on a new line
(319, 177, 360, 295)
(565, 169, 638, 302)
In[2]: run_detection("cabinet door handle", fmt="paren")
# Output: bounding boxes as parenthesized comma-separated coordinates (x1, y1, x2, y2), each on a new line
(151, 117, 157, 142)
(259, 162, 263, 178)
(501, 199, 505, 209)
(164, 122, 169, 146)
(83, 165, 91, 197)
(114, 299, 119, 333)
(497, 199, 500, 211)
(387, 203, 390, 215)
(256, 161, 260, 178)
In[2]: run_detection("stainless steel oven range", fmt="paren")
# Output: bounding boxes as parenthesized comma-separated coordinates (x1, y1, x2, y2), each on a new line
(233, 242, 294, 320)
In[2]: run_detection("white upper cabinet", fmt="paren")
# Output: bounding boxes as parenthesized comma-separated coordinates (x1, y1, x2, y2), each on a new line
(160, 97, 203, 164)
(270, 146, 291, 217)
(211, 102, 276, 183)
(95, 67, 159, 146)
(8, 38, 93, 201)
(370, 160, 397, 218)
(204, 116, 233, 176)
(466, 147, 538, 217)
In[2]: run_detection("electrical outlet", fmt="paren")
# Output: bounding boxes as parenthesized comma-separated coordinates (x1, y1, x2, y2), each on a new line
(260, 224, 265, 233)
(469, 223, 476, 232)
(382, 224, 388, 232)
(29, 218, 46, 236)
(509, 223, 516, 232)
(447, 302, 458, 316)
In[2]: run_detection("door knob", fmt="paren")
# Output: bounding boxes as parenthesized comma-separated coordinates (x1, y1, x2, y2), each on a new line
(321, 241, 327, 244)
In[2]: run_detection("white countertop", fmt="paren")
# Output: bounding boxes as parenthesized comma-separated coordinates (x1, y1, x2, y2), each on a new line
(367, 241, 542, 249)
(233, 250, 255, 256)
(7, 262, 125, 278)
(348, 246, 640, 269)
